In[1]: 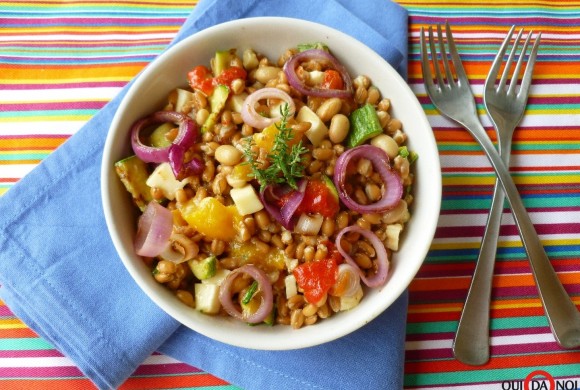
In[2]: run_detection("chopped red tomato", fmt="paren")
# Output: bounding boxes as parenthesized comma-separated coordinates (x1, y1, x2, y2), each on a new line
(321, 69, 344, 90)
(187, 65, 247, 96)
(187, 65, 215, 95)
(322, 240, 343, 265)
(215, 66, 247, 88)
(295, 180, 339, 218)
(293, 257, 338, 304)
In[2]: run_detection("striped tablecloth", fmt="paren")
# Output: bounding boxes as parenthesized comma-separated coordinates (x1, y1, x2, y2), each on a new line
(1, 0, 579, 389)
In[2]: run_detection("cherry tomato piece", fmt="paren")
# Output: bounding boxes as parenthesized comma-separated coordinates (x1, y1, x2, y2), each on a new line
(293, 257, 338, 304)
(321, 69, 344, 90)
(187, 65, 215, 95)
(215, 66, 247, 88)
(295, 180, 339, 218)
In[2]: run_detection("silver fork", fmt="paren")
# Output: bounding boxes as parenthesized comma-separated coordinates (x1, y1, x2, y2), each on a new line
(453, 26, 540, 366)
(420, 22, 580, 362)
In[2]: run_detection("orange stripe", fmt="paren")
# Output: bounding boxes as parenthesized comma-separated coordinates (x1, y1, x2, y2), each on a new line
(0, 328, 39, 338)
(0, 379, 96, 390)
(0, 63, 147, 81)
(410, 272, 580, 292)
(405, 350, 580, 374)
(0, 138, 67, 149)
(119, 373, 230, 389)
(409, 61, 580, 80)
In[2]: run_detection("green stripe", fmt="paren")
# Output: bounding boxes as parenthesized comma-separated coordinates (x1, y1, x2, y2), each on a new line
(405, 364, 579, 387)
(0, 337, 54, 350)
(442, 196, 580, 210)
(407, 316, 550, 335)
(0, 153, 50, 161)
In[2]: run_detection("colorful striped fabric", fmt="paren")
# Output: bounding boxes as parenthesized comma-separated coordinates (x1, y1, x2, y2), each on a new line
(1, 0, 579, 389)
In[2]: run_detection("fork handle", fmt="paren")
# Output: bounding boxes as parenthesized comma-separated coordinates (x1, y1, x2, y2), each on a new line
(462, 117, 580, 349)
(453, 163, 506, 365)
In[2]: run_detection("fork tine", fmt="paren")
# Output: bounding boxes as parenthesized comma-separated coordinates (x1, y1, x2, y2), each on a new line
(485, 25, 516, 93)
(445, 22, 469, 88)
(518, 32, 541, 99)
(437, 24, 455, 87)
(420, 26, 436, 92)
(499, 28, 524, 91)
(507, 30, 531, 96)
(428, 26, 446, 88)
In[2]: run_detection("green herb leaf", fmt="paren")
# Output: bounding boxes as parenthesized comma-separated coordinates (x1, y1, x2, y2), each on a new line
(242, 104, 308, 192)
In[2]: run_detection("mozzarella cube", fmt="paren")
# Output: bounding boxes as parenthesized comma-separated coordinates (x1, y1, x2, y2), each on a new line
(145, 162, 187, 200)
(194, 283, 221, 314)
(296, 105, 328, 146)
(229, 184, 264, 215)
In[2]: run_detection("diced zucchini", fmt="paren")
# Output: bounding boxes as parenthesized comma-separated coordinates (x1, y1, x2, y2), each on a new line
(148, 122, 174, 148)
(346, 103, 384, 148)
(297, 42, 329, 52)
(229, 184, 264, 215)
(114, 155, 153, 211)
(296, 105, 328, 147)
(189, 255, 217, 280)
(174, 88, 195, 113)
(145, 162, 187, 201)
(213, 49, 232, 77)
(194, 283, 221, 314)
(321, 174, 338, 203)
(201, 268, 231, 285)
(202, 84, 230, 133)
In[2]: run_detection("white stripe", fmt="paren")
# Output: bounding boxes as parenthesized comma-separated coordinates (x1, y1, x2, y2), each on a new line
(0, 164, 37, 178)
(411, 82, 580, 96)
(405, 332, 555, 351)
(439, 154, 580, 169)
(1, 87, 122, 103)
(0, 33, 176, 42)
(0, 121, 84, 136)
(0, 356, 75, 368)
(141, 354, 182, 365)
(438, 211, 580, 227)
(0, 353, 181, 368)
(425, 113, 580, 128)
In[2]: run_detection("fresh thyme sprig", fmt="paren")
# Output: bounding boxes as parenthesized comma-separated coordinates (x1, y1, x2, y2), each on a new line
(243, 104, 308, 192)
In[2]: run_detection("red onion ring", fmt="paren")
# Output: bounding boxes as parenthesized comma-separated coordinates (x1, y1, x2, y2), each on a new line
(241, 88, 296, 129)
(333, 145, 403, 213)
(335, 225, 389, 288)
(130, 111, 198, 166)
(218, 264, 274, 324)
(134, 201, 173, 257)
(259, 180, 306, 230)
(283, 49, 353, 98)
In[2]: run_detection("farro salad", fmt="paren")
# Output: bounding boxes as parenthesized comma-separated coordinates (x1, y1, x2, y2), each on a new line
(115, 44, 416, 329)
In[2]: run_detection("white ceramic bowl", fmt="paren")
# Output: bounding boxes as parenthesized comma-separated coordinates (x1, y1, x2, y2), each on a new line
(101, 17, 441, 350)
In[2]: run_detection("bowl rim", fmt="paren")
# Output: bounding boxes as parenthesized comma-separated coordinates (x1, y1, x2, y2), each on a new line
(101, 16, 441, 350)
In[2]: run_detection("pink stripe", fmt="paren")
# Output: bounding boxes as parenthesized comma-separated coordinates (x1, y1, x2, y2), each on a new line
(132, 362, 203, 376)
(0, 81, 126, 90)
(435, 223, 580, 239)
(0, 366, 84, 378)
(0, 350, 64, 358)
(3, 101, 106, 112)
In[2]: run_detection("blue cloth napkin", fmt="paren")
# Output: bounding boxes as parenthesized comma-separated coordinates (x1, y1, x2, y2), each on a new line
(0, 0, 409, 389)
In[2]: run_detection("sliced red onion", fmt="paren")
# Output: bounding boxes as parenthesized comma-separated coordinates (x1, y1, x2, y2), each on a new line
(218, 264, 274, 324)
(333, 145, 403, 213)
(134, 201, 173, 257)
(283, 49, 353, 98)
(241, 87, 296, 129)
(130, 111, 198, 168)
(259, 180, 306, 230)
(335, 225, 389, 288)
